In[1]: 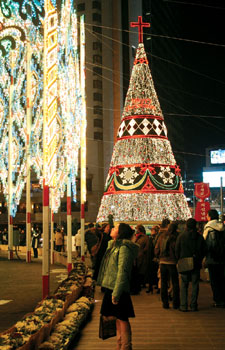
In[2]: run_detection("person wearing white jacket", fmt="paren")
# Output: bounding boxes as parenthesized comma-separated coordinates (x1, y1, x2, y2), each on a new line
(75, 229, 81, 256)
(203, 209, 225, 308)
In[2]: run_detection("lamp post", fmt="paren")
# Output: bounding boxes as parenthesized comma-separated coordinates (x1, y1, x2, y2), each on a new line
(80, 15, 86, 261)
(220, 177, 223, 219)
(26, 38, 32, 263)
(8, 51, 15, 260)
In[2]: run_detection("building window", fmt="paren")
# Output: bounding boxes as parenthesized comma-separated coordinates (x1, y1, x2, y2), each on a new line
(93, 92, 102, 102)
(93, 13, 101, 22)
(92, 25, 102, 34)
(93, 41, 102, 51)
(94, 132, 103, 140)
(94, 105, 103, 115)
(92, 1, 101, 10)
(93, 80, 102, 89)
(77, 3, 85, 11)
(93, 66, 102, 76)
(94, 119, 103, 128)
(93, 55, 102, 64)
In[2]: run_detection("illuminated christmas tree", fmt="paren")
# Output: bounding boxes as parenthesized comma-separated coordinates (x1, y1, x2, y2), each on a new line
(97, 17, 191, 223)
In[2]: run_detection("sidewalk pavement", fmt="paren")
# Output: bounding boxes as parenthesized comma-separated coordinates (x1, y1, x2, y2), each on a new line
(72, 275, 225, 350)
(0, 251, 68, 332)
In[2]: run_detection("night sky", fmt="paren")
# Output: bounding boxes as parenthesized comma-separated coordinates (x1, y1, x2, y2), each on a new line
(142, 0, 225, 181)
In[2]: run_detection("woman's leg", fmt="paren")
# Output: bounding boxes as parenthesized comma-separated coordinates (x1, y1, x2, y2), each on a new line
(117, 319, 132, 350)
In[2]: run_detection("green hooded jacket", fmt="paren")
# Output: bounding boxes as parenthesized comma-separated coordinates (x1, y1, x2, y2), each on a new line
(97, 239, 139, 300)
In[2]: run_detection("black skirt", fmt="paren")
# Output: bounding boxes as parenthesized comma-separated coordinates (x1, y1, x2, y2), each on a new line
(100, 288, 135, 321)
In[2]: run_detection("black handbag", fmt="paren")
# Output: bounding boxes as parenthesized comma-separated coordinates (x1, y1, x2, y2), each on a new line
(99, 315, 117, 340)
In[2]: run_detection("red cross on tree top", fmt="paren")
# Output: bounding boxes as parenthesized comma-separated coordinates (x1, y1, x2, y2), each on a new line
(130, 16, 150, 43)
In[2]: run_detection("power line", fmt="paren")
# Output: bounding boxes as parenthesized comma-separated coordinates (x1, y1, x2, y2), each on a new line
(163, 0, 225, 11)
(158, 93, 225, 135)
(155, 82, 225, 107)
(87, 105, 225, 119)
(149, 33, 225, 48)
(86, 61, 225, 135)
(150, 52, 225, 86)
(85, 24, 225, 86)
(81, 20, 225, 48)
(165, 113, 225, 119)
(83, 21, 225, 138)
(174, 150, 206, 158)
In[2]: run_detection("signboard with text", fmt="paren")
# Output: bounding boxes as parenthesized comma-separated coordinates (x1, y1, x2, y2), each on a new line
(194, 201, 210, 222)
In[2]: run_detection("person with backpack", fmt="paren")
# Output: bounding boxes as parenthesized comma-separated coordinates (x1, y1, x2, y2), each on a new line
(203, 209, 225, 308)
(176, 218, 206, 312)
(154, 223, 180, 309)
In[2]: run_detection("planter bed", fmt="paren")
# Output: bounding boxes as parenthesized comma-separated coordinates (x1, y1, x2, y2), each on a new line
(0, 261, 94, 350)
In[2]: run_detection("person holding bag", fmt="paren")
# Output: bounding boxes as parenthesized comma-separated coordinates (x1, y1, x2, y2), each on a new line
(175, 218, 206, 312)
(154, 223, 180, 309)
(97, 223, 139, 350)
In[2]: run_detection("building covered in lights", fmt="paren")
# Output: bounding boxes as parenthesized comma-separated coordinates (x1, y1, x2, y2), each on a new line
(0, 0, 143, 225)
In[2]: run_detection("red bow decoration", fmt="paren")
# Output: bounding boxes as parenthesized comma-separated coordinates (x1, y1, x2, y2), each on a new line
(140, 164, 156, 176)
(109, 166, 120, 176)
(175, 165, 181, 177)
(134, 57, 149, 65)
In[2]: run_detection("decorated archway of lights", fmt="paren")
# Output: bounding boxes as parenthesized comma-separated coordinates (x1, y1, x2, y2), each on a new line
(0, 0, 85, 273)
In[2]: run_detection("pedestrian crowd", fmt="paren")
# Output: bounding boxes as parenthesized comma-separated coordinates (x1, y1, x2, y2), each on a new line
(93, 209, 225, 350)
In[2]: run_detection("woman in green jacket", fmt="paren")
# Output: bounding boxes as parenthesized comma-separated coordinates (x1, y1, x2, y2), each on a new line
(98, 223, 139, 350)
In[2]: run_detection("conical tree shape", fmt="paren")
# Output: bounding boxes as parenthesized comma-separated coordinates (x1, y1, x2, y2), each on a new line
(97, 43, 191, 222)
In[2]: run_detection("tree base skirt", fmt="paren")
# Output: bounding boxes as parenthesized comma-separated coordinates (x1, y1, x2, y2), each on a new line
(97, 192, 191, 222)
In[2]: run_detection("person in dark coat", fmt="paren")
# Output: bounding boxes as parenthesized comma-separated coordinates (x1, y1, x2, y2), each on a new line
(92, 226, 111, 281)
(85, 227, 98, 254)
(155, 223, 180, 309)
(32, 228, 40, 258)
(134, 224, 149, 290)
(85, 225, 99, 269)
(155, 219, 170, 293)
(203, 209, 225, 308)
(175, 218, 206, 312)
(146, 225, 160, 293)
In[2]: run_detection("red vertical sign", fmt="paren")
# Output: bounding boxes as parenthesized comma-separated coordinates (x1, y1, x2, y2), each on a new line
(194, 183, 210, 222)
